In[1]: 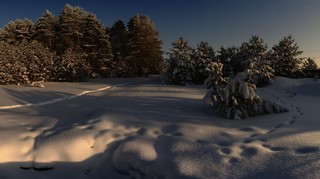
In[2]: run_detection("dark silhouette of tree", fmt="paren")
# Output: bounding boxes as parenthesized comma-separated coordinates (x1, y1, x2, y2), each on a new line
(55, 4, 88, 54)
(109, 20, 129, 76)
(127, 14, 163, 76)
(302, 58, 318, 70)
(82, 13, 113, 77)
(269, 35, 303, 78)
(217, 46, 240, 77)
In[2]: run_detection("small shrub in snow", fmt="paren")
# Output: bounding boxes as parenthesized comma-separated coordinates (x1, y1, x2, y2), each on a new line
(203, 62, 288, 120)
(30, 81, 45, 88)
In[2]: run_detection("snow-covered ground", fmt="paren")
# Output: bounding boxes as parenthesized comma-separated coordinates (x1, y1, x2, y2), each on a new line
(0, 77, 319, 179)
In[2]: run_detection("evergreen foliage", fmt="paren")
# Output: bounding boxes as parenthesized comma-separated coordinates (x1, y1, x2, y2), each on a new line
(302, 58, 318, 70)
(0, 5, 165, 84)
(269, 35, 304, 78)
(165, 37, 195, 85)
(55, 4, 88, 53)
(33, 10, 57, 50)
(238, 36, 274, 86)
(127, 14, 163, 76)
(217, 46, 240, 77)
(203, 62, 288, 120)
(82, 13, 113, 77)
(109, 20, 129, 76)
(193, 41, 216, 84)
(0, 41, 54, 85)
(0, 18, 33, 44)
(54, 48, 91, 82)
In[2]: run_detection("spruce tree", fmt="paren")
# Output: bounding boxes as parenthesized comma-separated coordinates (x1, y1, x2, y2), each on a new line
(109, 20, 129, 76)
(33, 10, 58, 50)
(193, 41, 216, 84)
(270, 35, 303, 78)
(203, 62, 288, 120)
(127, 14, 163, 76)
(165, 37, 195, 85)
(217, 46, 240, 77)
(239, 36, 274, 86)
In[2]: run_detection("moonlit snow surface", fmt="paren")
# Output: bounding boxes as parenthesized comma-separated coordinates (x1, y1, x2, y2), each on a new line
(0, 77, 319, 179)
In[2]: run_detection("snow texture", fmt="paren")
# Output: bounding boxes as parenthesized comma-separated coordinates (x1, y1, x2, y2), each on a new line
(0, 77, 320, 178)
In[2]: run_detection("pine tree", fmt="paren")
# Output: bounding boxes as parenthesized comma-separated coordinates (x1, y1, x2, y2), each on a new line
(193, 41, 216, 84)
(270, 35, 304, 78)
(217, 46, 240, 77)
(0, 18, 33, 44)
(302, 58, 318, 70)
(33, 10, 57, 50)
(239, 35, 268, 60)
(109, 20, 129, 76)
(55, 4, 88, 54)
(127, 14, 163, 76)
(239, 36, 274, 86)
(165, 37, 195, 85)
(82, 13, 113, 77)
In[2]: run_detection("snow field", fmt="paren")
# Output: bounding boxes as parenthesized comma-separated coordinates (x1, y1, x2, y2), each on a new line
(0, 77, 319, 178)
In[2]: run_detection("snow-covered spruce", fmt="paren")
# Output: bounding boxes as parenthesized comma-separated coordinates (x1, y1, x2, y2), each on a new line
(203, 62, 288, 120)
(165, 37, 195, 85)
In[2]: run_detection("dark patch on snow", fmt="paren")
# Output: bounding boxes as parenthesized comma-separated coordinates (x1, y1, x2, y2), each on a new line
(243, 138, 253, 144)
(240, 147, 258, 157)
(217, 141, 233, 147)
(262, 144, 287, 152)
(295, 147, 319, 154)
(161, 124, 179, 134)
(33, 166, 54, 171)
(266, 129, 275, 134)
(196, 140, 207, 144)
(220, 148, 231, 155)
(136, 128, 147, 135)
(229, 157, 239, 164)
(239, 127, 256, 132)
(250, 133, 260, 138)
(289, 120, 296, 125)
(171, 132, 183, 137)
(275, 124, 285, 129)
(20, 166, 32, 170)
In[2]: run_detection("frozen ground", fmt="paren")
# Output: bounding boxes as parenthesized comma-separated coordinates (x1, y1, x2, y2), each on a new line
(0, 77, 319, 179)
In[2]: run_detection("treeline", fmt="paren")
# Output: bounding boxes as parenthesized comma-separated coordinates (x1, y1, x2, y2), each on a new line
(165, 35, 318, 86)
(0, 4, 163, 85)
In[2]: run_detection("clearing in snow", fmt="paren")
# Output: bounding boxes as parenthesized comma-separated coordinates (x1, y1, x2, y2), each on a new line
(0, 77, 319, 179)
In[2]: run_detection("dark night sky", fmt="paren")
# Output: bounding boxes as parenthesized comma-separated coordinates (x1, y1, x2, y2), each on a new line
(1, 0, 320, 64)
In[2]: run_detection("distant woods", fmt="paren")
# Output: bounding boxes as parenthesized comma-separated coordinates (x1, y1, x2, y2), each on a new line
(0, 4, 163, 84)
(0, 4, 317, 86)
(165, 35, 318, 85)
